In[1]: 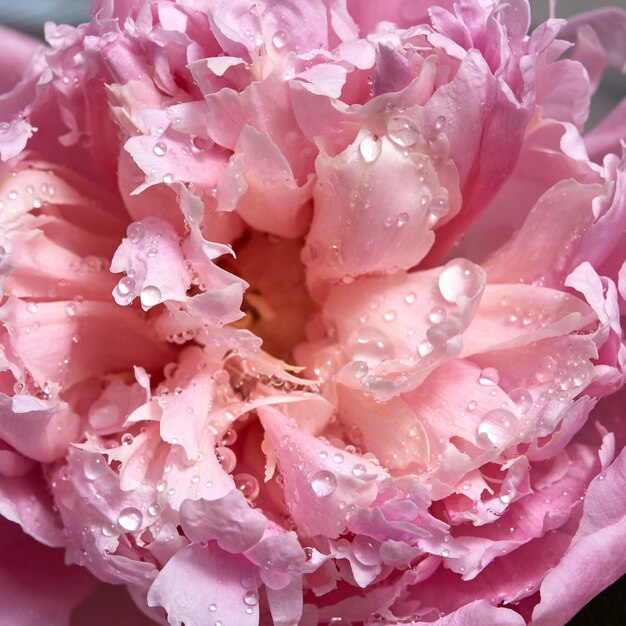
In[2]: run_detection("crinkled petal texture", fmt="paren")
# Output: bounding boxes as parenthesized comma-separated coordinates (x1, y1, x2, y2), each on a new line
(1, 1, 626, 626)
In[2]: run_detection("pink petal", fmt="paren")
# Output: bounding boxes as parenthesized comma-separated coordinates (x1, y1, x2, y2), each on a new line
(147, 542, 258, 626)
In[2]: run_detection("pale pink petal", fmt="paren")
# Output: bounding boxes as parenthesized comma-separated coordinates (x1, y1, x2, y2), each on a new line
(147, 542, 258, 626)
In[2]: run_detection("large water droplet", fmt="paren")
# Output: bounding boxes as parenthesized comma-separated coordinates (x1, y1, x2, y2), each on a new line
(127, 222, 145, 244)
(359, 133, 382, 163)
(117, 276, 135, 296)
(478, 367, 499, 386)
(83, 455, 107, 480)
(140, 285, 162, 308)
(118, 506, 143, 531)
(310, 470, 337, 497)
(351, 360, 369, 380)
(234, 473, 259, 501)
(243, 590, 258, 606)
(387, 116, 419, 147)
(348, 327, 395, 365)
(438, 259, 483, 303)
(272, 30, 289, 49)
(509, 388, 533, 414)
(216, 446, 237, 473)
(153, 142, 167, 156)
(476, 409, 517, 447)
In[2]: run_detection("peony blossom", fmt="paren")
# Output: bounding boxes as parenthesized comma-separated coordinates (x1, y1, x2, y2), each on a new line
(1, 1, 626, 625)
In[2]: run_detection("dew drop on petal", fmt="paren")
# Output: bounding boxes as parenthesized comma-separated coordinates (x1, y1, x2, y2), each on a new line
(163, 173, 175, 184)
(359, 133, 382, 163)
(117, 276, 135, 295)
(509, 388, 533, 414)
(121, 433, 134, 446)
(127, 222, 145, 244)
(387, 116, 419, 147)
(352, 463, 366, 477)
(84, 455, 107, 480)
(153, 142, 167, 156)
(478, 367, 499, 386)
(243, 591, 258, 606)
(234, 473, 260, 501)
(476, 409, 517, 447)
(310, 470, 337, 497)
(140, 285, 162, 308)
(272, 30, 289, 49)
(404, 291, 417, 305)
(351, 360, 369, 380)
(349, 327, 395, 364)
(438, 259, 483, 303)
(118, 507, 143, 531)
(148, 503, 161, 516)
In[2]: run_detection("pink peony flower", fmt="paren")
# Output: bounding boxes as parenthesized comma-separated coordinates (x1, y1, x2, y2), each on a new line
(1, 1, 625, 625)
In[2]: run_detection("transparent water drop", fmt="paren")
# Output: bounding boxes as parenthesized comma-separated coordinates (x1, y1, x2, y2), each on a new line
(434, 115, 447, 131)
(359, 133, 382, 163)
(509, 388, 532, 414)
(332, 453, 344, 464)
(387, 116, 419, 147)
(417, 340, 433, 357)
(216, 446, 237, 473)
(101, 523, 117, 537)
(352, 463, 367, 477)
(348, 327, 395, 364)
(467, 400, 477, 412)
(351, 360, 369, 380)
(117, 276, 136, 295)
(146, 247, 158, 258)
(140, 285, 162, 308)
(83, 455, 107, 480)
(383, 310, 397, 322)
(478, 367, 499, 386)
(127, 222, 145, 244)
(148, 503, 161, 516)
(438, 259, 483, 303)
(153, 142, 167, 156)
(428, 306, 446, 324)
(234, 473, 260, 500)
(163, 173, 175, 184)
(121, 433, 134, 446)
(156, 479, 167, 493)
(272, 30, 289, 49)
(310, 470, 337, 497)
(118, 507, 143, 531)
(209, 604, 217, 612)
(243, 590, 258, 606)
(404, 291, 417, 305)
(476, 409, 517, 447)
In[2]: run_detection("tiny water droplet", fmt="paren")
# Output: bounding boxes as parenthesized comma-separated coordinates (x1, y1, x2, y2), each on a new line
(351, 360, 369, 380)
(478, 367, 499, 386)
(243, 590, 258, 606)
(387, 116, 419, 147)
(272, 30, 289, 49)
(127, 222, 145, 244)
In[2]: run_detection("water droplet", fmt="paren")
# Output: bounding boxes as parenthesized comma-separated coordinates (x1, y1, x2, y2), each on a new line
(7, 190, 18, 200)
(387, 116, 419, 147)
(216, 446, 237, 473)
(163, 173, 175, 184)
(509, 388, 532, 414)
(383, 310, 397, 322)
(438, 259, 483, 303)
(234, 473, 260, 500)
(209, 603, 217, 612)
(434, 115, 447, 131)
(351, 360, 369, 380)
(332, 453, 344, 464)
(153, 142, 167, 156)
(428, 306, 446, 324)
(146, 247, 158, 258)
(26, 303, 38, 314)
(117, 276, 136, 295)
(243, 590, 258, 606)
(349, 327, 395, 364)
(101, 523, 117, 537)
(359, 133, 382, 163)
(272, 30, 289, 49)
(352, 463, 366, 477)
(127, 222, 145, 244)
(476, 409, 517, 447)
(156, 479, 167, 493)
(467, 400, 477, 412)
(478, 367, 499, 386)
(84, 455, 107, 480)
(140, 285, 162, 308)
(417, 340, 433, 357)
(404, 291, 417, 305)
(118, 507, 143, 531)
(310, 470, 337, 497)
(121, 433, 134, 446)
(148, 503, 161, 516)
